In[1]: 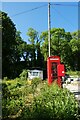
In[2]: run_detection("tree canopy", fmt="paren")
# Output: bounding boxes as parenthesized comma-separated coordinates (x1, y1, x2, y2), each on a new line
(1, 11, 17, 78)
(1, 11, 80, 79)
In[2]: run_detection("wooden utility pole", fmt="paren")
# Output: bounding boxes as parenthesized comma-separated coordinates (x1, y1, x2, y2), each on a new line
(48, 2, 51, 57)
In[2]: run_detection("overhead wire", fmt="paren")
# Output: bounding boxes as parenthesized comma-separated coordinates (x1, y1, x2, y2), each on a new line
(11, 3, 79, 17)
(51, 3, 79, 7)
(10, 3, 78, 31)
(11, 4, 47, 17)
(51, 4, 77, 31)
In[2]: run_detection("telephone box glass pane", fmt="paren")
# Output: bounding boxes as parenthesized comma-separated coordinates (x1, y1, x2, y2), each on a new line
(51, 62, 58, 80)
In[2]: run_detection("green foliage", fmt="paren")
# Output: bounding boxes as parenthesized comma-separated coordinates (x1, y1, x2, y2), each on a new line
(69, 38, 80, 71)
(1, 11, 17, 78)
(27, 28, 38, 44)
(2, 77, 41, 119)
(31, 77, 41, 94)
(19, 69, 28, 80)
(31, 77, 41, 87)
(2, 78, 80, 120)
(2, 98, 24, 117)
(40, 28, 80, 71)
(1, 11, 80, 119)
(2, 79, 26, 118)
(3, 77, 8, 81)
(20, 83, 79, 120)
(70, 39, 79, 52)
(2, 11, 80, 78)
(26, 27, 44, 68)
(1, 11, 29, 79)
(66, 71, 80, 77)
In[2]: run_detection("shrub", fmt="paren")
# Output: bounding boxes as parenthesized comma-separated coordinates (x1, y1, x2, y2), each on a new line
(2, 79, 79, 120)
(66, 71, 80, 77)
(20, 83, 78, 120)
(26, 77, 42, 95)
(19, 69, 28, 80)
(2, 79, 25, 119)
(31, 78, 41, 91)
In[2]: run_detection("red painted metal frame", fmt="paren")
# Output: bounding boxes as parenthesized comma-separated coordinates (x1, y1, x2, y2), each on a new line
(47, 56, 60, 85)
(47, 56, 65, 87)
(57, 64, 65, 77)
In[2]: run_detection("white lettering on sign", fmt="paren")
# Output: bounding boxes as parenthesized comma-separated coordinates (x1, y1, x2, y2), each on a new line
(50, 58, 59, 60)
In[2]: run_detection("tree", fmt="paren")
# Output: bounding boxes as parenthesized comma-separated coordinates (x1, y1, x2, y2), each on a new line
(40, 28, 73, 70)
(27, 28, 37, 67)
(27, 28, 43, 68)
(1, 11, 17, 78)
(70, 31, 80, 70)
(14, 31, 28, 76)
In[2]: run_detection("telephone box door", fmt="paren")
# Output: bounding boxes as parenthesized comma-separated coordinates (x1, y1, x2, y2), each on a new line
(51, 62, 58, 81)
(47, 56, 60, 85)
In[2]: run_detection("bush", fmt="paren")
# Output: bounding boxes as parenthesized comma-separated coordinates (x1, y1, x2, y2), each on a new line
(66, 71, 80, 77)
(2, 79, 79, 120)
(31, 78, 41, 92)
(2, 79, 26, 119)
(2, 78, 41, 119)
(20, 83, 78, 120)
(19, 69, 28, 80)
(26, 77, 42, 95)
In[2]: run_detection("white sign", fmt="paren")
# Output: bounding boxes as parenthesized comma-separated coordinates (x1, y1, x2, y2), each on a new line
(50, 58, 59, 61)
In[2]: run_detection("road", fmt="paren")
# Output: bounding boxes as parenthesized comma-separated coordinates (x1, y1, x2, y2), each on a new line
(63, 81, 80, 103)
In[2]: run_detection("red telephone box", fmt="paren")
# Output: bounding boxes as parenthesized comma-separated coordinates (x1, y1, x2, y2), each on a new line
(47, 56, 65, 87)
